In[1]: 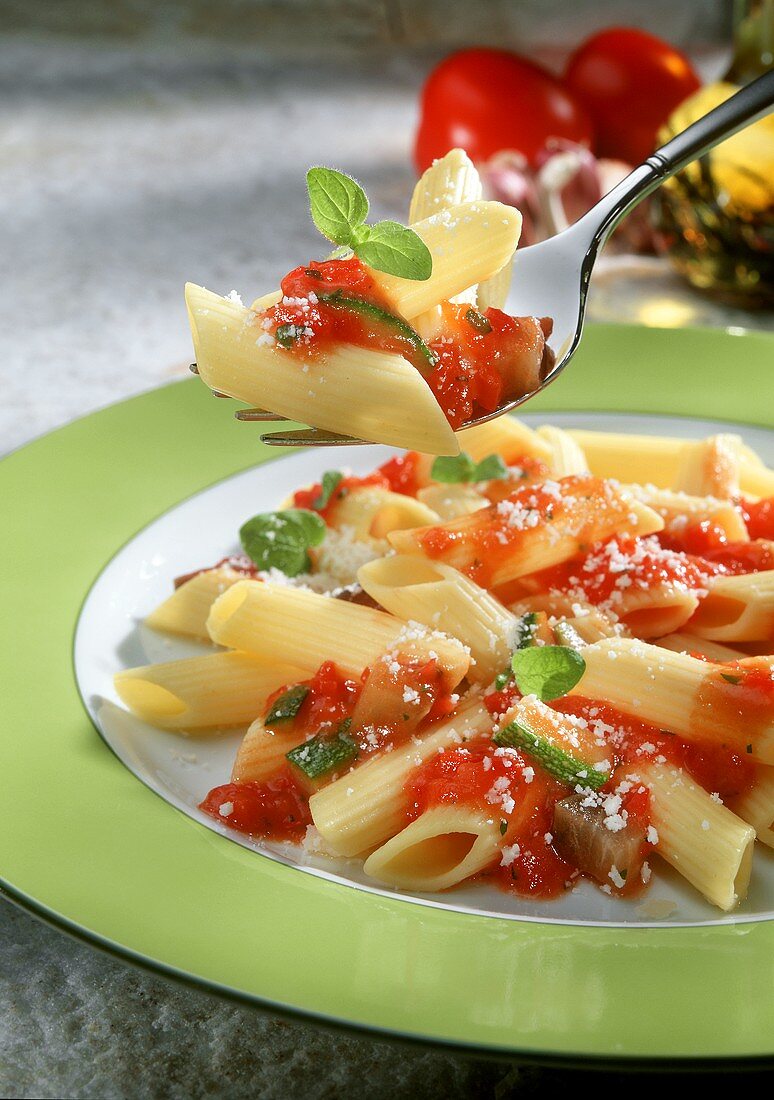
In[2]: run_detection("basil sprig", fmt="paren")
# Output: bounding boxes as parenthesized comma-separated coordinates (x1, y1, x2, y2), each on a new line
(306, 167, 432, 281)
(511, 646, 586, 703)
(239, 509, 325, 577)
(494, 720, 608, 791)
(431, 451, 508, 485)
(313, 470, 344, 511)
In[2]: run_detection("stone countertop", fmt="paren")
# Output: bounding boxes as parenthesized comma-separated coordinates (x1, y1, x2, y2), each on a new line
(3, 37, 773, 1099)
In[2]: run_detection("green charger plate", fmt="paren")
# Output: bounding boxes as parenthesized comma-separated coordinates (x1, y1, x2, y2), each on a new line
(3, 323, 774, 1064)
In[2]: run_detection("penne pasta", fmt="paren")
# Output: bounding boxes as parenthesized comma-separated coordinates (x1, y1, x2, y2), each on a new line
(476, 256, 513, 312)
(639, 762, 755, 911)
(114, 651, 305, 731)
(731, 770, 774, 850)
(232, 718, 302, 783)
(309, 697, 490, 856)
(567, 429, 770, 498)
(455, 416, 552, 465)
(417, 483, 488, 520)
(363, 804, 500, 891)
(600, 584, 700, 639)
(684, 570, 774, 642)
(673, 434, 742, 499)
(206, 580, 470, 687)
(186, 283, 459, 455)
(410, 150, 483, 317)
(571, 637, 774, 763)
(145, 568, 249, 640)
(624, 485, 749, 543)
(329, 486, 439, 541)
(566, 430, 688, 486)
(358, 554, 516, 684)
(409, 148, 482, 224)
(654, 633, 747, 662)
(536, 425, 590, 477)
(369, 201, 522, 320)
(388, 477, 663, 588)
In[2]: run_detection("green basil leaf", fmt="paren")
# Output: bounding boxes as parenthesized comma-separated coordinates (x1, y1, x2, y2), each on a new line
(314, 470, 344, 510)
(511, 645, 586, 702)
(721, 672, 742, 685)
(239, 509, 326, 577)
(431, 453, 477, 484)
(266, 684, 309, 724)
(473, 454, 508, 482)
(354, 220, 433, 281)
(306, 167, 369, 246)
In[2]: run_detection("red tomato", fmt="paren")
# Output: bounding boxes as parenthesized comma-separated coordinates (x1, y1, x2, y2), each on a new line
(414, 48, 593, 172)
(564, 27, 700, 163)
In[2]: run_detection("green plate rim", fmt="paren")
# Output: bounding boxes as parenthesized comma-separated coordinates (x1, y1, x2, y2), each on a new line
(4, 323, 774, 1063)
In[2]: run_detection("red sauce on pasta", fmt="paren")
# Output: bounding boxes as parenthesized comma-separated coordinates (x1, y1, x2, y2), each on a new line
(423, 304, 552, 429)
(266, 660, 361, 738)
(659, 518, 774, 575)
(418, 476, 638, 588)
(258, 258, 552, 430)
(405, 738, 571, 898)
(690, 660, 774, 768)
(696, 541, 774, 575)
(554, 696, 757, 803)
(534, 536, 714, 610)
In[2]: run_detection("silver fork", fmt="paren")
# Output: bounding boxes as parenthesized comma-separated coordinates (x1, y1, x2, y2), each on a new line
(193, 69, 774, 448)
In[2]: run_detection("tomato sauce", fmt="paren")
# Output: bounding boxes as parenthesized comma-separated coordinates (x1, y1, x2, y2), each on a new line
(293, 471, 388, 522)
(199, 771, 311, 841)
(425, 305, 550, 429)
(659, 518, 774, 575)
(696, 541, 774, 575)
(553, 696, 757, 804)
(259, 258, 552, 430)
(405, 738, 579, 899)
(534, 535, 714, 612)
(740, 497, 774, 541)
(377, 451, 423, 496)
(419, 476, 637, 589)
(265, 661, 361, 738)
(690, 659, 774, 771)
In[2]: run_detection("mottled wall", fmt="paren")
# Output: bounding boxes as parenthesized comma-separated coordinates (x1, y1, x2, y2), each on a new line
(0, 0, 732, 61)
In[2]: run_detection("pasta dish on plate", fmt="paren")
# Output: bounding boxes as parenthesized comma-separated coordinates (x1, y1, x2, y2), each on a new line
(114, 414, 774, 912)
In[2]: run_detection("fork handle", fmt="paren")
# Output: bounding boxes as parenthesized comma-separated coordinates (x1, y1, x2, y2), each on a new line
(576, 68, 774, 248)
